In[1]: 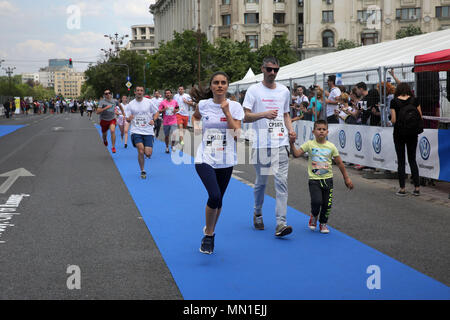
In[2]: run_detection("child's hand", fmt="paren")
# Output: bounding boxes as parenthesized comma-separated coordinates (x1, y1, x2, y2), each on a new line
(345, 177, 354, 190)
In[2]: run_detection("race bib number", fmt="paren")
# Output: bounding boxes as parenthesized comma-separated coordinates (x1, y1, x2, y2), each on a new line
(135, 116, 148, 128)
(166, 107, 174, 116)
(205, 133, 227, 153)
(268, 119, 285, 139)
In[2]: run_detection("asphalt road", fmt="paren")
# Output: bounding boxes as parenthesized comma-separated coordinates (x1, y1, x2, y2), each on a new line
(0, 112, 448, 300)
(0, 112, 182, 299)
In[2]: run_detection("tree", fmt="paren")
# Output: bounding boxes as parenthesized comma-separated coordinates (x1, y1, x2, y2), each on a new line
(253, 34, 298, 71)
(396, 25, 423, 39)
(148, 30, 214, 89)
(337, 39, 360, 51)
(84, 49, 149, 98)
(209, 38, 257, 83)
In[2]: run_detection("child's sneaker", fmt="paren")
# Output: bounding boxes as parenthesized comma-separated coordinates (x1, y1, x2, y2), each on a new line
(308, 215, 318, 231)
(319, 224, 330, 234)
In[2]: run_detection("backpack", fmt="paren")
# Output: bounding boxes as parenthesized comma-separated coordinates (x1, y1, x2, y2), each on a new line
(397, 100, 424, 136)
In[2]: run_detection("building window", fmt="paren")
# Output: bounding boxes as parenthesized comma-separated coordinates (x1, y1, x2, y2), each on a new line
(222, 14, 231, 26)
(298, 12, 303, 24)
(245, 0, 258, 3)
(274, 13, 285, 24)
(436, 6, 450, 18)
(246, 35, 258, 48)
(274, 0, 285, 2)
(322, 10, 334, 23)
(322, 30, 334, 47)
(357, 9, 382, 23)
(222, 0, 230, 4)
(298, 35, 304, 48)
(361, 32, 379, 45)
(245, 13, 259, 24)
(396, 8, 421, 20)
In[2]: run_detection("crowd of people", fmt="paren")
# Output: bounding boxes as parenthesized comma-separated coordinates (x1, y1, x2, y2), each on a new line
(1, 97, 98, 119)
(1, 56, 425, 256)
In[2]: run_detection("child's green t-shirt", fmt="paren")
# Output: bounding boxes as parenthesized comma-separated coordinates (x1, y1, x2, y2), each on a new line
(300, 139, 339, 180)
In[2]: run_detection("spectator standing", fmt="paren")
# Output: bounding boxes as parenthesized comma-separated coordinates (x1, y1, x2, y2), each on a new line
(356, 82, 380, 126)
(324, 75, 341, 123)
(390, 83, 423, 196)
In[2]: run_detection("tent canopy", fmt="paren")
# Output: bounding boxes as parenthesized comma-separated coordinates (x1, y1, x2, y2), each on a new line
(242, 68, 255, 80)
(414, 49, 450, 72)
(230, 29, 450, 87)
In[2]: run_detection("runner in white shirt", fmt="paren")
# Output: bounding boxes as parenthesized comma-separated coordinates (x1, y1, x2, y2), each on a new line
(116, 95, 128, 146)
(151, 90, 164, 138)
(86, 100, 93, 120)
(126, 86, 160, 179)
(191, 71, 244, 254)
(174, 86, 194, 148)
(243, 56, 296, 238)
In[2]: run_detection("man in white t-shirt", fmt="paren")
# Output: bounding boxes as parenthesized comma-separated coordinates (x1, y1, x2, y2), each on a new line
(126, 86, 160, 179)
(174, 86, 194, 147)
(151, 90, 164, 138)
(243, 56, 296, 238)
(324, 75, 341, 124)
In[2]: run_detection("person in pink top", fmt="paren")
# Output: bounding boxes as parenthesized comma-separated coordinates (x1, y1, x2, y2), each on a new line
(159, 89, 179, 153)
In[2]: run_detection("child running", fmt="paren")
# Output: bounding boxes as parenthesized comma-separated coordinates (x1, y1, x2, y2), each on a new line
(289, 120, 354, 234)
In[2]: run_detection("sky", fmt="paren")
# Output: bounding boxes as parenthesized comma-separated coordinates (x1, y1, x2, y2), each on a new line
(0, 0, 156, 75)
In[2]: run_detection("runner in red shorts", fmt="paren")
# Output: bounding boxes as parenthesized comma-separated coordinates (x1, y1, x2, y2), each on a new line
(174, 86, 194, 148)
(96, 89, 125, 154)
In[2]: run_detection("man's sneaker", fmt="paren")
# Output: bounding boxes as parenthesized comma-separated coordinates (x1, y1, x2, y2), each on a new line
(140, 171, 147, 179)
(412, 190, 420, 196)
(275, 224, 293, 237)
(253, 213, 264, 230)
(199, 235, 215, 255)
(319, 224, 330, 234)
(103, 139, 108, 147)
(111, 147, 116, 153)
(124, 144, 128, 149)
(165, 147, 170, 154)
(308, 215, 318, 231)
(396, 189, 407, 197)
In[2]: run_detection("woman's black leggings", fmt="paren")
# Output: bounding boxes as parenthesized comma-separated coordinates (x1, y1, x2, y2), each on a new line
(195, 163, 233, 210)
(309, 178, 334, 224)
(394, 134, 420, 189)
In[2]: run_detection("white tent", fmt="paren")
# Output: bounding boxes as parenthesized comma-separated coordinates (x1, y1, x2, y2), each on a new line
(242, 68, 255, 80)
(230, 29, 450, 89)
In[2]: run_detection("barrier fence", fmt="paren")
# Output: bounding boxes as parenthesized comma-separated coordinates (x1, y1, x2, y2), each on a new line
(229, 60, 450, 129)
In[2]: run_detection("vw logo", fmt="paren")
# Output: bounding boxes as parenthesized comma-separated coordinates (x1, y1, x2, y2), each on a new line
(355, 131, 362, 151)
(339, 130, 346, 149)
(419, 137, 431, 160)
(303, 126, 307, 141)
(372, 133, 382, 154)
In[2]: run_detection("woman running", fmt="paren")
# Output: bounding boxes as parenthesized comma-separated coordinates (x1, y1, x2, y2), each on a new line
(116, 96, 129, 148)
(191, 72, 244, 255)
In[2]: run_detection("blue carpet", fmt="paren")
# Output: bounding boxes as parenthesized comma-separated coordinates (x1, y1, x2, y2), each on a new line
(0, 125, 25, 138)
(98, 126, 450, 300)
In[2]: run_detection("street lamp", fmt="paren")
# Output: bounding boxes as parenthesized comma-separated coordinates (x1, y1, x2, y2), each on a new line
(2, 66, 16, 95)
(104, 33, 129, 56)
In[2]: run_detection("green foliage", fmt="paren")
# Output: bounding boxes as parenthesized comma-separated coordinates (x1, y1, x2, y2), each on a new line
(337, 39, 360, 51)
(0, 76, 54, 99)
(84, 31, 299, 94)
(253, 34, 298, 70)
(84, 49, 149, 98)
(396, 25, 423, 39)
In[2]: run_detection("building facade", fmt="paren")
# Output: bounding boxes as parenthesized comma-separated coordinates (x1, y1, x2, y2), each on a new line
(21, 73, 39, 84)
(150, 0, 449, 59)
(54, 67, 86, 99)
(125, 24, 157, 54)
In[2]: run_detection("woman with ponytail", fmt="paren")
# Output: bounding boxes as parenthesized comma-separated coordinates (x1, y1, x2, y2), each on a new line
(191, 72, 244, 255)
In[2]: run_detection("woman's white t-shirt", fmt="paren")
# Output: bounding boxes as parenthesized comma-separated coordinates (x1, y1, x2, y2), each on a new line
(195, 99, 244, 169)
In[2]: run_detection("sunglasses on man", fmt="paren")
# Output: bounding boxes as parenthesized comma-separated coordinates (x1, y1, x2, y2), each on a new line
(104, 92, 111, 95)
(264, 67, 280, 73)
